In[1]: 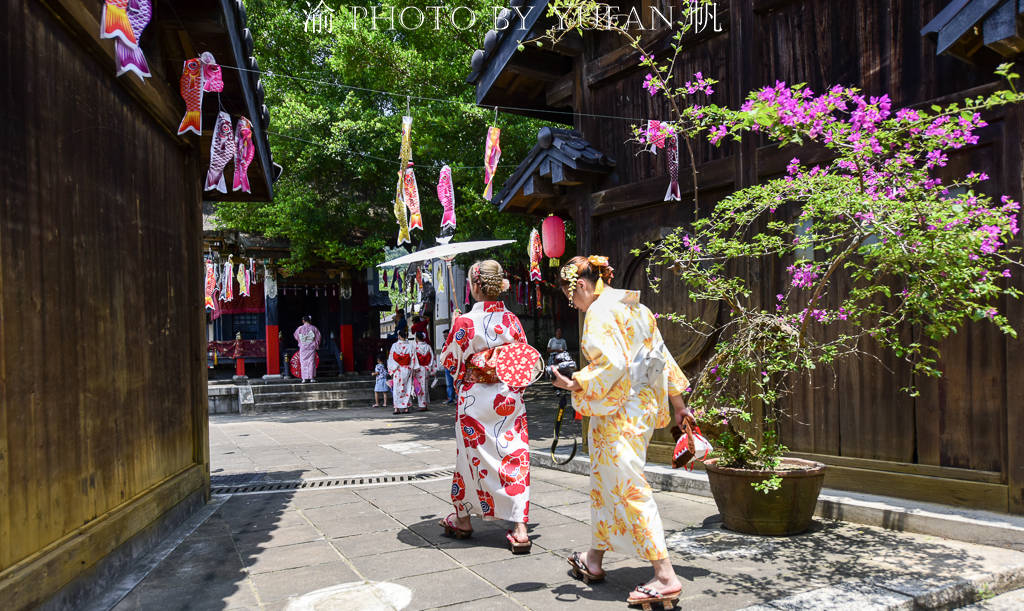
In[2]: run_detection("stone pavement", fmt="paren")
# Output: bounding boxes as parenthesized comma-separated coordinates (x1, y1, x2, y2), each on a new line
(107, 397, 1024, 611)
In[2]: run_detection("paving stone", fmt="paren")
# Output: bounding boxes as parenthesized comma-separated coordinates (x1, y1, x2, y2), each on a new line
(425, 594, 525, 610)
(546, 500, 592, 522)
(470, 550, 580, 590)
(243, 540, 341, 574)
(350, 546, 460, 581)
(281, 488, 364, 509)
(534, 488, 591, 507)
(247, 561, 360, 603)
(741, 580, 914, 610)
(962, 588, 1024, 610)
(394, 568, 506, 611)
(331, 528, 433, 558)
(232, 523, 325, 554)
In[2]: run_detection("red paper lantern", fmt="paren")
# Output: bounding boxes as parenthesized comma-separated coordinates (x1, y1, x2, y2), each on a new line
(541, 215, 565, 266)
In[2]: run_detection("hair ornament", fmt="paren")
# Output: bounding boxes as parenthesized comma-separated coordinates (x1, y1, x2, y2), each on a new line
(560, 264, 580, 307)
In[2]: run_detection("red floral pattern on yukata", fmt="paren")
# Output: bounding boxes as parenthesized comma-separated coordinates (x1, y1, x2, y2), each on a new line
(493, 393, 517, 416)
(451, 472, 466, 501)
(499, 449, 530, 496)
(477, 489, 496, 516)
(513, 413, 528, 443)
(460, 414, 486, 448)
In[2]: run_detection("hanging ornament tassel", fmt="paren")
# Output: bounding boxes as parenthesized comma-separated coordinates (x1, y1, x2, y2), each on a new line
(528, 229, 543, 282)
(403, 162, 422, 230)
(665, 134, 681, 201)
(483, 126, 502, 201)
(437, 165, 457, 231)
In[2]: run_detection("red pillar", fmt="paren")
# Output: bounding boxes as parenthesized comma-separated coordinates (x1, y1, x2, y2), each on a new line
(265, 325, 280, 375)
(235, 357, 246, 377)
(340, 324, 354, 372)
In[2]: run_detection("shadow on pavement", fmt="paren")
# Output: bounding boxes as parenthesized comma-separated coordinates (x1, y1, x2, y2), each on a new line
(112, 470, 305, 611)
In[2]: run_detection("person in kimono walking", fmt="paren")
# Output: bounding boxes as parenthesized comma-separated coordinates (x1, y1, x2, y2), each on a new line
(550, 255, 695, 609)
(387, 328, 416, 414)
(293, 316, 321, 383)
(438, 260, 533, 554)
(413, 331, 436, 411)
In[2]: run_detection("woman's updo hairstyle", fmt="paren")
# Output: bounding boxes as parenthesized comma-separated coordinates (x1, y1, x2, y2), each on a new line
(558, 255, 614, 290)
(469, 259, 510, 300)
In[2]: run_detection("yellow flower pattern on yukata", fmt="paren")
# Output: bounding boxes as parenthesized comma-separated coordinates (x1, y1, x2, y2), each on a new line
(571, 287, 688, 562)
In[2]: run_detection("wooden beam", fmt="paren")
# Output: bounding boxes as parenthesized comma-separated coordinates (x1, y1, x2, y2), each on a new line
(591, 156, 733, 216)
(546, 74, 574, 107)
(524, 175, 554, 198)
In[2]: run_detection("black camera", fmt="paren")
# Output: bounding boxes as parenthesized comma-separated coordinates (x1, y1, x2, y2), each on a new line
(546, 351, 578, 381)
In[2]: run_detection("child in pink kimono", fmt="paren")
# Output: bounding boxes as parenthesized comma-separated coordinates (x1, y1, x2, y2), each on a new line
(414, 331, 436, 411)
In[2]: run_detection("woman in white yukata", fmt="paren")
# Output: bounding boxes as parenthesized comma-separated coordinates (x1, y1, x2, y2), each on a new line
(438, 260, 533, 554)
(550, 255, 696, 609)
(413, 331, 436, 411)
(387, 328, 416, 414)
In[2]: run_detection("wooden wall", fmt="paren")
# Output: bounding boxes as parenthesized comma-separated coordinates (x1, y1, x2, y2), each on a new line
(568, 0, 1024, 511)
(0, 0, 209, 605)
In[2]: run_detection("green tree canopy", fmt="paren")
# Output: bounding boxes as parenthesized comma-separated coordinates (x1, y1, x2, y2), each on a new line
(214, 0, 546, 272)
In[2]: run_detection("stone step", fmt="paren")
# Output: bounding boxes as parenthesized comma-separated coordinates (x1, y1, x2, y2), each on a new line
(245, 398, 381, 412)
(254, 390, 376, 403)
(251, 380, 376, 394)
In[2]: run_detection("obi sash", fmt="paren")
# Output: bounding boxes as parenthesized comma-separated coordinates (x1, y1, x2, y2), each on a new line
(393, 353, 411, 367)
(417, 352, 432, 366)
(464, 348, 501, 383)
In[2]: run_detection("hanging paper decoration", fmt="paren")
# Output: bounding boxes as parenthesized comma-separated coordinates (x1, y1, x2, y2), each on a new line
(112, 0, 152, 80)
(437, 165, 456, 231)
(665, 135, 681, 201)
(237, 263, 251, 297)
(541, 215, 565, 267)
(249, 257, 255, 281)
(100, 0, 137, 47)
(177, 57, 204, 135)
(403, 162, 422, 230)
(233, 117, 254, 193)
(528, 228, 543, 281)
(222, 262, 234, 302)
(393, 115, 413, 245)
(204, 261, 216, 310)
(381, 269, 389, 289)
(200, 52, 223, 92)
(205, 112, 235, 193)
(464, 276, 471, 306)
(483, 127, 502, 200)
(416, 267, 423, 290)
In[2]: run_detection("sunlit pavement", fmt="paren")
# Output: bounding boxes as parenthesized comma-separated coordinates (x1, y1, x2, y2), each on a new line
(109, 398, 1024, 611)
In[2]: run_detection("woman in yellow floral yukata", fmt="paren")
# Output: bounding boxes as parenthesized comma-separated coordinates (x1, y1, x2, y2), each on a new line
(551, 255, 695, 609)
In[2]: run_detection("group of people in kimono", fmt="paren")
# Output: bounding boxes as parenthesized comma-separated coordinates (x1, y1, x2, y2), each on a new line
(437, 256, 695, 609)
(384, 328, 437, 414)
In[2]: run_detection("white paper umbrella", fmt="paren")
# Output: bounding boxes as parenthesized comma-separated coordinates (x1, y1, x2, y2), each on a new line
(377, 239, 515, 267)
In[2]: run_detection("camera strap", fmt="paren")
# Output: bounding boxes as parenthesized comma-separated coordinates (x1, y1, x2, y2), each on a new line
(551, 392, 578, 465)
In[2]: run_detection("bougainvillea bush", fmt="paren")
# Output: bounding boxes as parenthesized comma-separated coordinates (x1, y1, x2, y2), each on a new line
(537, 1, 1024, 489)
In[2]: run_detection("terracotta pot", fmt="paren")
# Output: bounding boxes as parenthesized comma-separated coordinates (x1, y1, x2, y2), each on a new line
(704, 457, 826, 536)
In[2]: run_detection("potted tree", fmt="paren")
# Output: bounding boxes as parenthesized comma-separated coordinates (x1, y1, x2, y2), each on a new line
(535, 1, 1024, 535)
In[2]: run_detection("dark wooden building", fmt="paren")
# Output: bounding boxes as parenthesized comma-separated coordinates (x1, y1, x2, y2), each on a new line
(471, 0, 1024, 513)
(1, 0, 276, 606)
